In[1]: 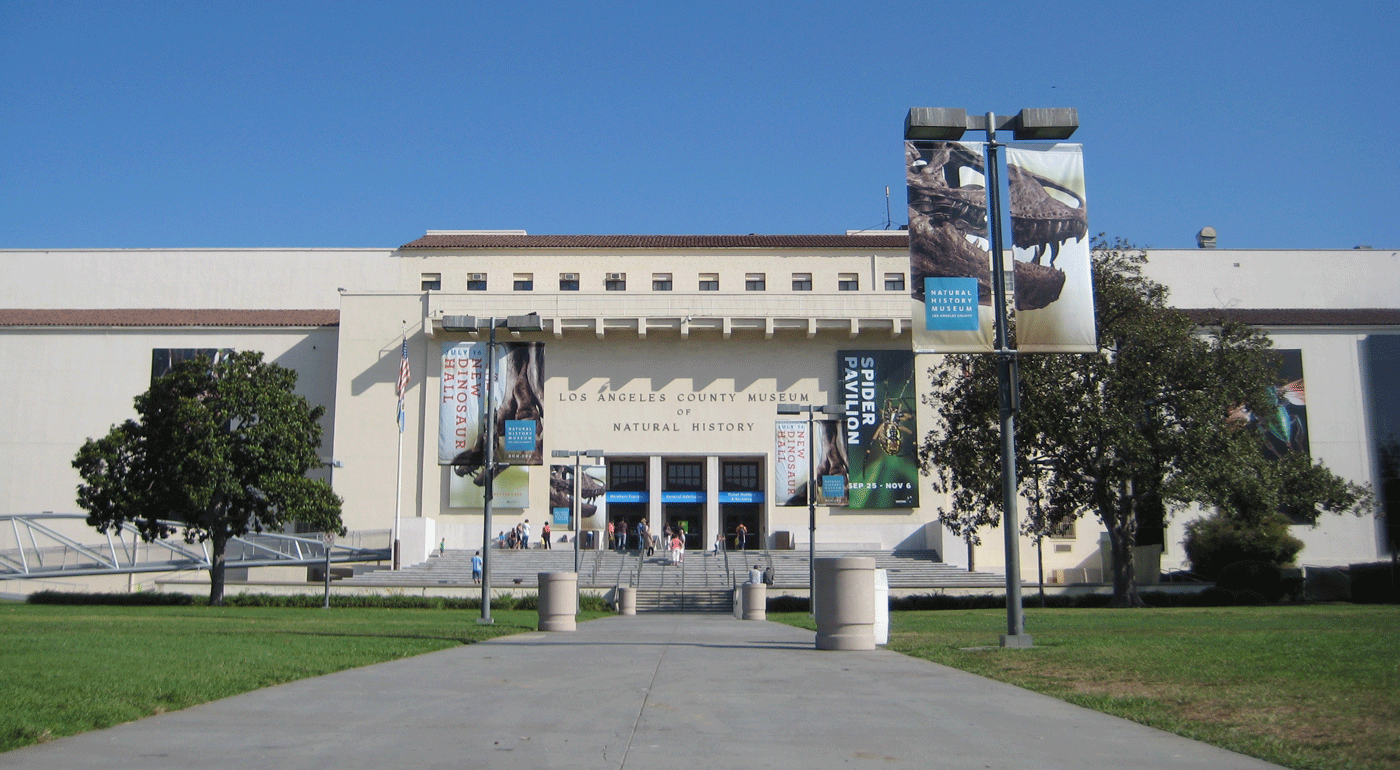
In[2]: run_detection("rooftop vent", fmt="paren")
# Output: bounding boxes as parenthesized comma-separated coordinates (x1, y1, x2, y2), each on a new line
(1196, 226, 1217, 249)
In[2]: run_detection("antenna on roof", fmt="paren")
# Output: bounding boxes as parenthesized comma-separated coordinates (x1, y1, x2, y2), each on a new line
(884, 186, 892, 230)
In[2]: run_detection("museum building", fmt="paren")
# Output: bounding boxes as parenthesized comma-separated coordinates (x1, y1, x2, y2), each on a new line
(1, 230, 1396, 589)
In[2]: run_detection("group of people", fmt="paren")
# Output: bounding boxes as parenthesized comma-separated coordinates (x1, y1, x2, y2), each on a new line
(604, 518, 694, 564)
(495, 519, 551, 550)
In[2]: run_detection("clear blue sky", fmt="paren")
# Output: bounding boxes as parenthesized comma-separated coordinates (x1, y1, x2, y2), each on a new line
(2, 0, 1395, 250)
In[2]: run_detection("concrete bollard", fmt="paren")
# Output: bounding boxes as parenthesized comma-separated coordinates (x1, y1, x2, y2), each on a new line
(741, 582, 767, 620)
(617, 586, 637, 615)
(537, 571, 577, 632)
(814, 557, 876, 651)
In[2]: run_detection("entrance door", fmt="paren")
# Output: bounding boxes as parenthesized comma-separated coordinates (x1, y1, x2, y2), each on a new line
(607, 460, 648, 551)
(664, 460, 705, 549)
(721, 460, 763, 551)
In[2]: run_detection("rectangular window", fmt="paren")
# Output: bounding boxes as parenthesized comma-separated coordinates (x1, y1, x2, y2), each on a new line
(421, 273, 442, 291)
(665, 461, 705, 492)
(884, 273, 906, 291)
(838, 273, 859, 291)
(721, 460, 761, 491)
(467, 273, 487, 291)
(792, 273, 812, 291)
(513, 274, 533, 291)
(652, 273, 673, 291)
(609, 461, 648, 492)
(745, 273, 766, 291)
(560, 273, 579, 291)
(699, 273, 719, 291)
(605, 272, 626, 291)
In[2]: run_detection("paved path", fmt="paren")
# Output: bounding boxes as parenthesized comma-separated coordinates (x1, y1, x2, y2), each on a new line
(2, 613, 1284, 769)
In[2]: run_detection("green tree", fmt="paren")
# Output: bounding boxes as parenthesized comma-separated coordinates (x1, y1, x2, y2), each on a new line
(73, 351, 342, 605)
(921, 237, 1368, 607)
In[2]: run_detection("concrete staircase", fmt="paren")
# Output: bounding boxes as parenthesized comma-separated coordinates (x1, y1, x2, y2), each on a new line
(338, 547, 1009, 598)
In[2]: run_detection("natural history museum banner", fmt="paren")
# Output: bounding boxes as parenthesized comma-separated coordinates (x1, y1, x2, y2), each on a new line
(1005, 143, 1096, 353)
(839, 351, 919, 509)
(906, 140, 994, 353)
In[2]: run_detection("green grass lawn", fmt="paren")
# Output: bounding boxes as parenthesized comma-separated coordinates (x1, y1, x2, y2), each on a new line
(775, 605, 1400, 770)
(0, 603, 605, 753)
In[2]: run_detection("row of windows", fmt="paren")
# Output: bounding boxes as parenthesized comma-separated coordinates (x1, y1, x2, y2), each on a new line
(421, 272, 908, 292)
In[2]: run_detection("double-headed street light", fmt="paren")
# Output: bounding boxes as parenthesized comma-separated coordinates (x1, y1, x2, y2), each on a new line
(777, 402, 844, 616)
(905, 107, 1078, 648)
(442, 313, 544, 625)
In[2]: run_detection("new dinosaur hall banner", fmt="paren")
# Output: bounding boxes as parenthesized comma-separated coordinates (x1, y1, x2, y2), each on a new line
(1006, 143, 1096, 353)
(775, 419, 848, 507)
(839, 350, 919, 509)
(906, 140, 994, 353)
(440, 341, 545, 510)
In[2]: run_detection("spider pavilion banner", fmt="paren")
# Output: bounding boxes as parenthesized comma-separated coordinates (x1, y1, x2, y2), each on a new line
(1005, 143, 1096, 353)
(839, 350, 919, 509)
(440, 341, 545, 509)
(906, 140, 994, 353)
(774, 420, 848, 507)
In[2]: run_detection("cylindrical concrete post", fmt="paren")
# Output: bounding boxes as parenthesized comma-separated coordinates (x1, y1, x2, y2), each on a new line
(538, 571, 577, 632)
(741, 582, 767, 620)
(617, 586, 637, 615)
(814, 557, 876, 651)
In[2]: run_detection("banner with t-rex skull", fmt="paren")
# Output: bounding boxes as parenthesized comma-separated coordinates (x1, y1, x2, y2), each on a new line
(1005, 143, 1096, 353)
(439, 341, 545, 469)
(550, 463, 609, 531)
(906, 140, 995, 353)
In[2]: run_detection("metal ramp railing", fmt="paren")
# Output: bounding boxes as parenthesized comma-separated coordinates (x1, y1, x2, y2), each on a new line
(0, 513, 391, 580)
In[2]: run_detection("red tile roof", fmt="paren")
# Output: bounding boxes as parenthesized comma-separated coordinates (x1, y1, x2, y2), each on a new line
(0, 309, 340, 327)
(399, 233, 911, 250)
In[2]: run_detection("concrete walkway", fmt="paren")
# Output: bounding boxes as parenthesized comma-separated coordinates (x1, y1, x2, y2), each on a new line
(1, 613, 1284, 770)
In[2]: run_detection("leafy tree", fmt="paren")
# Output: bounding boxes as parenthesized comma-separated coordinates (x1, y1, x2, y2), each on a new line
(73, 351, 342, 605)
(921, 237, 1368, 607)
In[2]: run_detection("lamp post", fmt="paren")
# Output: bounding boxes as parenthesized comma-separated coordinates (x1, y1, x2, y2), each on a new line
(777, 402, 844, 616)
(443, 313, 543, 625)
(904, 107, 1078, 647)
(551, 448, 604, 611)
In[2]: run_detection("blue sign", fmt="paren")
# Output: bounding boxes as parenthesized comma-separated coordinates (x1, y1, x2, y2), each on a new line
(552, 507, 571, 527)
(924, 277, 980, 331)
(718, 491, 765, 504)
(661, 491, 706, 504)
(503, 420, 536, 452)
(606, 491, 649, 504)
(821, 475, 847, 500)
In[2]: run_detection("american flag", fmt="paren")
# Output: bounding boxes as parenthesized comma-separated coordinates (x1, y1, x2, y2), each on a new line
(396, 335, 410, 432)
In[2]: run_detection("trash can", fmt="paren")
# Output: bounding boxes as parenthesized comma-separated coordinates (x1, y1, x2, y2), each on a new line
(741, 582, 767, 620)
(537, 571, 577, 632)
(814, 557, 876, 651)
(617, 586, 637, 615)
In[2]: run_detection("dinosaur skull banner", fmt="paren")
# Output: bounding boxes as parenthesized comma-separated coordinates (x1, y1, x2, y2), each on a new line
(439, 341, 545, 467)
(906, 140, 995, 353)
(1006, 143, 1096, 353)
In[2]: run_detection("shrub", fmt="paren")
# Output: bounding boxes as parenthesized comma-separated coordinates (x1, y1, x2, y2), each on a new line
(1217, 560, 1286, 602)
(1183, 513, 1304, 580)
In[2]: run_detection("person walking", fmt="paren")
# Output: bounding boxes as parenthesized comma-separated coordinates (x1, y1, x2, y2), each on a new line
(521, 519, 530, 550)
(541, 521, 551, 549)
(471, 551, 483, 584)
(606, 520, 615, 550)
(735, 522, 748, 551)
(670, 534, 684, 566)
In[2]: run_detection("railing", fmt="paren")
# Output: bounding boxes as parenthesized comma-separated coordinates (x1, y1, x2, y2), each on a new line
(0, 514, 391, 580)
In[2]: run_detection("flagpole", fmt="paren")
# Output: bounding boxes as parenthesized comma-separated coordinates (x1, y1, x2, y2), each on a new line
(393, 325, 407, 570)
